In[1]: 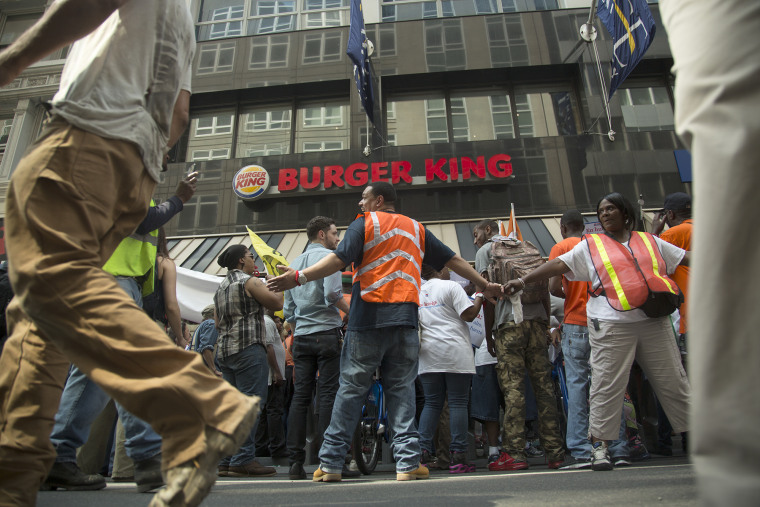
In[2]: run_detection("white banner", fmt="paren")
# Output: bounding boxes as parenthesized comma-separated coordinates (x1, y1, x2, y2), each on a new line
(176, 266, 222, 323)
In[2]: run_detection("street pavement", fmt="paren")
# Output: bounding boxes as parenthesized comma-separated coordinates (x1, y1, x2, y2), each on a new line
(37, 454, 696, 506)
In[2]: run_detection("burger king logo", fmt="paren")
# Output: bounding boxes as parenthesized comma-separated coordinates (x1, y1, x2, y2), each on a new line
(233, 165, 270, 200)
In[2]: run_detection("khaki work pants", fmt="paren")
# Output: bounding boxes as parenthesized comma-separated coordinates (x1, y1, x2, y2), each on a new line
(0, 119, 250, 506)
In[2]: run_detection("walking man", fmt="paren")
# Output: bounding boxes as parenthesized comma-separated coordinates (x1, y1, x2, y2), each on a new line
(283, 216, 350, 480)
(0, 2, 259, 505)
(268, 182, 503, 482)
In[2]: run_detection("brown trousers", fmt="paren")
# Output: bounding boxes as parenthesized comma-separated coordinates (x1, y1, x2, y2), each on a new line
(0, 119, 250, 506)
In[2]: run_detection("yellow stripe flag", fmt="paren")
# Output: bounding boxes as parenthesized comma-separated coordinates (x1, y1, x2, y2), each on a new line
(246, 226, 288, 276)
(506, 203, 523, 241)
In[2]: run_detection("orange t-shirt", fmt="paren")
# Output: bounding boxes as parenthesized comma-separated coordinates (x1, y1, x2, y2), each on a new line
(549, 237, 589, 327)
(660, 219, 692, 334)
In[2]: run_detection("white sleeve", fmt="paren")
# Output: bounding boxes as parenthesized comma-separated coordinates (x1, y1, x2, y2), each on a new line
(557, 240, 593, 282)
(448, 282, 474, 317)
(654, 236, 687, 274)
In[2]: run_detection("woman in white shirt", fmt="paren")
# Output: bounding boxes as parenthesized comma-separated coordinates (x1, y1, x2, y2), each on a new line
(504, 193, 690, 472)
(418, 264, 484, 473)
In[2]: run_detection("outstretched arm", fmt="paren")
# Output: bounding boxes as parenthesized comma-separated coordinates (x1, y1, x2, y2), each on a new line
(504, 258, 571, 296)
(445, 255, 503, 304)
(267, 253, 345, 292)
(0, 0, 131, 86)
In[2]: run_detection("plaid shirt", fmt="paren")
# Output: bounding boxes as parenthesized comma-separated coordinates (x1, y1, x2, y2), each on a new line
(214, 269, 265, 359)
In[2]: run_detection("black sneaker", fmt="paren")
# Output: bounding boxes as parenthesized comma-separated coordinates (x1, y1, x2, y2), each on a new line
(135, 454, 165, 493)
(559, 455, 592, 470)
(288, 462, 307, 480)
(613, 455, 631, 467)
(41, 462, 106, 491)
(342, 464, 361, 478)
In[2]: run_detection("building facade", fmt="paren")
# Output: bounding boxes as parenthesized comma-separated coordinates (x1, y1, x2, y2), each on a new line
(0, 0, 689, 271)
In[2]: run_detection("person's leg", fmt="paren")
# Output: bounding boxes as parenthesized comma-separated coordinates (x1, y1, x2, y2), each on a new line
(560, 324, 592, 460)
(435, 400, 451, 467)
(265, 383, 286, 456)
(524, 320, 564, 463)
(493, 323, 528, 463)
(633, 317, 690, 435)
(225, 345, 269, 468)
(418, 373, 446, 454)
(0, 122, 258, 505)
(50, 366, 112, 465)
(444, 373, 472, 454)
(314, 329, 341, 441)
(380, 327, 421, 474)
(287, 336, 319, 467)
(660, 0, 760, 502)
(253, 392, 270, 456)
(318, 330, 381, 474)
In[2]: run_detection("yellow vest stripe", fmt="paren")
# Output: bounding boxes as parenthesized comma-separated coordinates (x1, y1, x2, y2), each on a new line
(635, 232, 677, 294)
(591, 234, 632, 310)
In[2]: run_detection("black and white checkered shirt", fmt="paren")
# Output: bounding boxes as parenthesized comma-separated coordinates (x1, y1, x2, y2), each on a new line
(214, 269, 265, 359)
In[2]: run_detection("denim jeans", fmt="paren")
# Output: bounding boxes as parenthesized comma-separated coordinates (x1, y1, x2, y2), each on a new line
(286, 328, 341, 465)
(50, 277, 162, 464)
(217, 343, 269, 466)
(318, 327, 420, 474)
(418, 372, 472, 453)
(561, 323, 629, 459)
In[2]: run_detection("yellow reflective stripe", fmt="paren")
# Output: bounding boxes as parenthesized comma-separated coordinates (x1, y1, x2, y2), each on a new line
(590, 234, 632, 310)
(635, 232, 676, 294)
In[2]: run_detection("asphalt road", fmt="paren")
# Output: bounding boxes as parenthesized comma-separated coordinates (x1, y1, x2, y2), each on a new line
(37, 455, 696, 506)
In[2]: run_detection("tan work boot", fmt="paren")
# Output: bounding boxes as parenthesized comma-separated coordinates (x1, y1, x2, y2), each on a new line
(396, 465, 430, 481)
(149, 395, 260, 507)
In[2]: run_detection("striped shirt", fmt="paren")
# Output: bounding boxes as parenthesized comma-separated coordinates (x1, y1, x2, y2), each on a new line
(214, 269, 265, 359)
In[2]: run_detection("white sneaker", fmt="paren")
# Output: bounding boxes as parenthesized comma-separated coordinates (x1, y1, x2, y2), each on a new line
(591, 441, 613, 471)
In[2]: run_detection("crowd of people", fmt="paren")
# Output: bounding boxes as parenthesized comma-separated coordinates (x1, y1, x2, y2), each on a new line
(3, 0, 751, 504)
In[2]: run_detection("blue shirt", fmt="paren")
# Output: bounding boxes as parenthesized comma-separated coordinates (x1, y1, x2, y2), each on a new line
(193, 318, 218, 354)
(335, 214, 455, 331)
(284, 243, 344, 336)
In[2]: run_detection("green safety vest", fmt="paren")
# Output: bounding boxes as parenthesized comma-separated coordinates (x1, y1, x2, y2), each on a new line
(102, 200, 159, 297)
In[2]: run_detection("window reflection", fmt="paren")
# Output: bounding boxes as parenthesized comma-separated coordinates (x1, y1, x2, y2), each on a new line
(619, 86, 675, 132)
(295, 101, 349, 153)
(198, 42, 236, 74)
(238, 105, 293, 156)
(186, 112, 235, 161)
(425, 19, 466, 71)
(303, 30, 343, 64)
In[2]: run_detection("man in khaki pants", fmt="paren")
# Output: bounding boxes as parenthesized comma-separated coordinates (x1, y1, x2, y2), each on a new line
(0, 1, 260, 506)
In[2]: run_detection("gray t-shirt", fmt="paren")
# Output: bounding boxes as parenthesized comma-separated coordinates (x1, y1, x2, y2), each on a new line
(51, 0, 195, 181)
(475, 240, 547, 330)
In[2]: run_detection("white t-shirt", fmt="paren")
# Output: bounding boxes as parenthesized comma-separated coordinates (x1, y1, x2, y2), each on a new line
(51, 0, 195, 181)
(264, 315, 286, 385)
(474, 340, 497, 367)
(418, 279, 476, 374)
(558, 235, 686, 323)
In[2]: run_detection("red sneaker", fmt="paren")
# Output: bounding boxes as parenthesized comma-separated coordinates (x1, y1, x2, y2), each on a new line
(547, 460, 563, 469)
(487, 450, 529, 472)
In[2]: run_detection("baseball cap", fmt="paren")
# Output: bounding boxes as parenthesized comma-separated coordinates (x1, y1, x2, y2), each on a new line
(661, 192, 691, 212)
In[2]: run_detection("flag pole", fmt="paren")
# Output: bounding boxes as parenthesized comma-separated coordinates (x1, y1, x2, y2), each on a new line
(579, 0, 615, 142)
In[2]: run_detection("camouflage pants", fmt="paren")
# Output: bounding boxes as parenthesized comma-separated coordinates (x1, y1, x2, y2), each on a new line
(494, 320, 564, 462)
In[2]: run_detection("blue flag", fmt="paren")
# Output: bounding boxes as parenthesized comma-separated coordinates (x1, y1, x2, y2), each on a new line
(597, 0, 656, 98)
(346, 0, 375, 124)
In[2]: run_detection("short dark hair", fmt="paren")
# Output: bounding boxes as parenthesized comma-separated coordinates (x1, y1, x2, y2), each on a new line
(366, 182, 396, 203)
(560, 210, 584, 232)
(421, 263, 440, 280)
(217, 244, 250, 270)
(596, 192, 637, 231)
(475, 219, 498, 233)
(306, 216, 336, 241)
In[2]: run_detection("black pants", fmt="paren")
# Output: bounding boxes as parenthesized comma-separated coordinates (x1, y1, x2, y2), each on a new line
(286, 328, 341, 465)
(255, 381, 287, 456)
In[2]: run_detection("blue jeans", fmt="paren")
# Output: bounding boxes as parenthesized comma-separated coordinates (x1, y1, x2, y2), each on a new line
(50, 277, 161, 464)
(561, 323, 629, 459)
(318, 327, 420, 474)
(418, 372, 472, 454)
(217, 343, 269, 467)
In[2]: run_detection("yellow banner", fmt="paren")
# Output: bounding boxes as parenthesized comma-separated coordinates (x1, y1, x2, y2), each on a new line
(246, 226, 288, 277)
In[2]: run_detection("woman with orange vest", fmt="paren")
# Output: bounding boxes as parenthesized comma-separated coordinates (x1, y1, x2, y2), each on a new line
(504, 192, 690, 473)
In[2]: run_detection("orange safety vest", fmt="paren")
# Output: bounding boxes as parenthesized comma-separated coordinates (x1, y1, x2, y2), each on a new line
(585, 232, 681, 312)
(352, 211, 425, 304)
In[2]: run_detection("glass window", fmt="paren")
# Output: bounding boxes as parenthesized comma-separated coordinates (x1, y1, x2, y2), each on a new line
(250, 0, 296, 34)
(191, 148, 231, 160)
(381, 1, 438, 22)
(303, 30, 343, 64)
(424, 19, 466, 72)
(178, 195, 219, 232)
(441, 0, 497, 17)
(0, 14, 36, 47)
(387, 93, 446, 146)
(295, 100, 349, 153)
(237, 104, 292, 156)
(250, 35, 289, 69)
(514, 89, 578, 137)
(197, 42, 236, 74)
(619, 86, 675, 132)
(186, 111, 235, 161)
(426, 98, 449, 143)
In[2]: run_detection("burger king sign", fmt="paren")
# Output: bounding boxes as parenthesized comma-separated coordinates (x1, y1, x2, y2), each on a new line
(233, 165, 270, 200)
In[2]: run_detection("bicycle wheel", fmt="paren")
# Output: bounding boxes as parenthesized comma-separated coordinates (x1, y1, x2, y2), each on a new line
(552, 361, 568, 449)
(352, 417, 381, 474)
